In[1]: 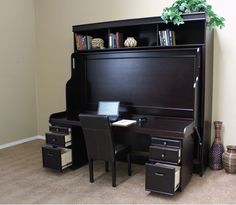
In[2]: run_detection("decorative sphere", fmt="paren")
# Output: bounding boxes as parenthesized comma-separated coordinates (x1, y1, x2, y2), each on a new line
(91, 38, 104, 49)
(124, 37, 137, 47)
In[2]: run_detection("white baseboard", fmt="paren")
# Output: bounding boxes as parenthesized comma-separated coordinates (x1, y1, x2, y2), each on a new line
(0, 135, 45, 150)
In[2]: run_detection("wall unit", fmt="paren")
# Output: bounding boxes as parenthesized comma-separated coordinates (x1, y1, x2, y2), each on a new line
(70, 12, 213, 175)
(43, 12, 213, 193)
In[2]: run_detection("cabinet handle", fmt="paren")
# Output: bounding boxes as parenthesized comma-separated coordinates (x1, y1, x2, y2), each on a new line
(161, 153, 165, 158)
(193, 76, 198, 88)
(155, 172, 164, 177)
(47, 153, 54, 157)
(72, 58, 75, 69)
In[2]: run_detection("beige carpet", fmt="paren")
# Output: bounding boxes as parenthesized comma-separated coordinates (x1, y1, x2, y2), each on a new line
(0, 139, 235, 204)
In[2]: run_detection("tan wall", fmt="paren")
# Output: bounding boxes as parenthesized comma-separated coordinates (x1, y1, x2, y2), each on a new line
(35, 0, 236, 146)
(0, 0, 37, 144)
(207, 0, 236, 146)
(35, 0, 173, 134)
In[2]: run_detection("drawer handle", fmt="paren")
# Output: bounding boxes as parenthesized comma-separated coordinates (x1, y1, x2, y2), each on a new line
(161, 153, 165, 158)
(163, 141, 167, 145)
(155, 172, 164, 177)
(53, 139, 56, 142)
(47, 153, 54, 157)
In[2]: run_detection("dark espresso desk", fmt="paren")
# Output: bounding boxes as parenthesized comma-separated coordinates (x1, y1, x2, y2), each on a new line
(44, 112, 194, 195)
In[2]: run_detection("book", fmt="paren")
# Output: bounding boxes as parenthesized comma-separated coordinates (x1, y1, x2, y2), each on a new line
(75, 35, 93, 50)
(86, 35, 93, 50)
(75, 34, 82, 50)
(158, 30, 176, 46)
(108, 33, 113, 48)
(112, 119, 136, 127)
(116, 32, 123, 48)
(171, 31, 176, 46)
(81, 36, 87, 49)
(108, 33, 117, 48)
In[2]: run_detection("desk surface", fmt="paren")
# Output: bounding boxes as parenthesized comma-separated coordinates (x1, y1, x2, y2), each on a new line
(50, 112, 193, 139)
(113, 116, 193, 138)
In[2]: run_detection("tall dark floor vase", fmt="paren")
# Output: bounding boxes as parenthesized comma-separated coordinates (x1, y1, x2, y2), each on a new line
(209, 121, 225, 170)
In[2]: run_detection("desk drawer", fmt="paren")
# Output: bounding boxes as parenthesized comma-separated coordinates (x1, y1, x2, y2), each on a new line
(49, 125, 71, 135)
(42, 145, 72, 171)
(145, 162, 180, 195)
(46, 132, 72, 147)
(151, 137, 181, 148)
(149, 145, 181, 164)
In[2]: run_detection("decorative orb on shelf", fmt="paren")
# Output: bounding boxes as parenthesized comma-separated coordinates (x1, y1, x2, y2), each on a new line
(124, 37, 137, 47)
(91, 38, 104, 49)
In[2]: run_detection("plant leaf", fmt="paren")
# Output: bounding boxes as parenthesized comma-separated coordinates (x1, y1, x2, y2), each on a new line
(161, 0, 225, 29)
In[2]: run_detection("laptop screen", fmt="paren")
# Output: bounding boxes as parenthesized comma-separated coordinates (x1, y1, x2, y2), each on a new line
(97, 101, 120, 117)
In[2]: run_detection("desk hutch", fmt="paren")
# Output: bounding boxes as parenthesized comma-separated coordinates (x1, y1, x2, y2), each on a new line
(42, 12, 213, 195)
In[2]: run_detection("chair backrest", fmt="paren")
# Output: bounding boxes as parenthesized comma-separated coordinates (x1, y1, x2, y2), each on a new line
(79, 114, 115, 161)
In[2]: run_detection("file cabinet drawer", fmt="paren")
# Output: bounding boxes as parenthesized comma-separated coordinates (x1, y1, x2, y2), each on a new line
(145, 162, 180, 195)
(42, 145, 72, 171)
(149, 145, 181, 164)
(46, 132, 72, 147)
(151, 137, 181, 148)
(49, 125, 71, 135)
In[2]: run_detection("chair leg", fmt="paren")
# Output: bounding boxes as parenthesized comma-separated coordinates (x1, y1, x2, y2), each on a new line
(127, 152, 131, 176)
(89, 159, 94, 183)
(105, 161, 109, 172)
(111, 161, 116, 187)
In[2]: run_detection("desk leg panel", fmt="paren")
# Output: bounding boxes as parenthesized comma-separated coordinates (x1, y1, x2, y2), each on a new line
(114, 131, 151, 164)
(71, 126, 88, 169)
(180, 133, 194, 191)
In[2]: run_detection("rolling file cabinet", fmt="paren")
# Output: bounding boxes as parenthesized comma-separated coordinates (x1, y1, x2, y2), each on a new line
(42, 113, 88, 171)
(145, 134, 194, 195)
(42, 125, 73, 171)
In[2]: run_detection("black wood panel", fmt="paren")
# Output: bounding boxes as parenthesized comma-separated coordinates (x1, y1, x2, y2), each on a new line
(66, 48, 199, 119)
(72, 12, 206, 32)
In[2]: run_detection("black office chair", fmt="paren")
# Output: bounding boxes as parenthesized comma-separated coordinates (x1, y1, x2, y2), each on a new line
(79, 114, 131, 187)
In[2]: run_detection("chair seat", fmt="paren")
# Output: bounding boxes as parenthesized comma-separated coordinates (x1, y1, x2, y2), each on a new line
(115, 144, 129, 155)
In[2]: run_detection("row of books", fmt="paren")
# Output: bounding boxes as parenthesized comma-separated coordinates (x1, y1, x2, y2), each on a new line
(75, 30, 176, 49)
(108, 32, 123, 48)
(158, 30, 176, 46)
(75, 34, 93, 50)
(75, 32, 124, 50)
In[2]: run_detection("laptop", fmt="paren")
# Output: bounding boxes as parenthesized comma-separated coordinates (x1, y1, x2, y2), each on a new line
(97, 101, 120, 122)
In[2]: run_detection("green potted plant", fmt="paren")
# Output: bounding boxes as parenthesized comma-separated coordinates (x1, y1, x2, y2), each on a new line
(161, 0, 225, 29)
